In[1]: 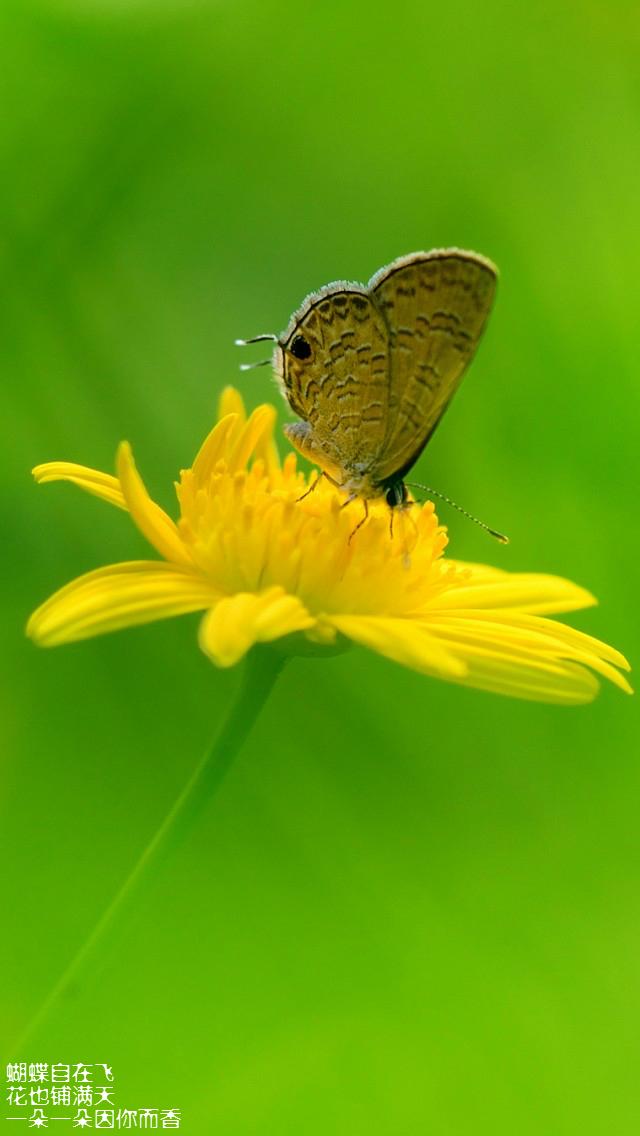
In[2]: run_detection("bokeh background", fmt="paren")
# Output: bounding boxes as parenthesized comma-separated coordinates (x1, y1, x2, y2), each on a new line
(2, 0, 639, 1131)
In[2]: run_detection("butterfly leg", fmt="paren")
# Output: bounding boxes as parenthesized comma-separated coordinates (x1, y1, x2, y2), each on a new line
(284, 422, 343, 502)
(296, 472, 324, 502)
(386, 501, 418, 567)
(347, 499, 369, 544)
(339, 493, 358, 510)
(402, 503, 420, 568)
(296, 468, 344, 502)
(388, 496, 410, 541)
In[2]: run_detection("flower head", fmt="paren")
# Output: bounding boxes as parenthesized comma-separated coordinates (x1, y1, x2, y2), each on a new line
(28, 388, 631, 704)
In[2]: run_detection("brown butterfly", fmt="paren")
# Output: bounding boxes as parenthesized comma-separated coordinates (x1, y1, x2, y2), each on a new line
(238, 249, 505, 540)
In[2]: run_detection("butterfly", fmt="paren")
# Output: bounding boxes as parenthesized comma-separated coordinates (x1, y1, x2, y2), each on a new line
(238, 249, 502, 536)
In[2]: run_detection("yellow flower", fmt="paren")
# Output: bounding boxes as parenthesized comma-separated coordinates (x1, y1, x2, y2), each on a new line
(28, 388, 631, 705)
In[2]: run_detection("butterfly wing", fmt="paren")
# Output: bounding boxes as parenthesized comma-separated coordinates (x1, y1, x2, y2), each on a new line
(369, 249, 497, 484)
(275, 285, 390, 479)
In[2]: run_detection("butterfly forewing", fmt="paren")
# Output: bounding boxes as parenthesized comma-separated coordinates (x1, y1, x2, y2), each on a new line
(369, 250, 497, 483)
(278, 287, 391, 475)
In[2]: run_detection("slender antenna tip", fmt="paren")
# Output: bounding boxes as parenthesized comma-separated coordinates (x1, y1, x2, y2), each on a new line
(490, 530, 510, 545)
(235, 333, 278, 346)
(239, 359, 272, 372)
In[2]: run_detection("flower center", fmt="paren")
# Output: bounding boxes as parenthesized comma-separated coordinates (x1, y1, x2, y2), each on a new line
(176, 453, 453, 617)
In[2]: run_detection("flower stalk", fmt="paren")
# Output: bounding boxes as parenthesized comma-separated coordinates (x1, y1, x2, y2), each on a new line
(10, 646, 286, 1056)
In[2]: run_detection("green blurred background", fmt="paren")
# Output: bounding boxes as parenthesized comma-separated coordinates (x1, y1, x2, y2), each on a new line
(2, 0, 639, 1131)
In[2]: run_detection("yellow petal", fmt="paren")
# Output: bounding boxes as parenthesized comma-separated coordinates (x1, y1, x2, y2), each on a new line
(190, 414, 240, 487)
(27, 561, 218, 647)
(33, 462, 126, 510)
(197, 396, 279, 482)
(327, 614, 467, 679)
(450, 653, 600, 704)
(425, 612, 632, 692)
(445, 560, 507, 579)
(253, 416, 281, 472)
(199, 587, 315, 667)
(420, 613, 629, 702)
(227, 405, 277, 473)
(217, 386, 247, 423)
(514, 613, 631, 671)
(117, 442, 193, 566)
(428, 571, 597, 615)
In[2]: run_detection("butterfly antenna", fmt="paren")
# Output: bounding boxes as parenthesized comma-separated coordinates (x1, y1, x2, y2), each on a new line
(405, 482, 509, 545)
(239, 358, 272, 372)
(235, 334, 278, 346)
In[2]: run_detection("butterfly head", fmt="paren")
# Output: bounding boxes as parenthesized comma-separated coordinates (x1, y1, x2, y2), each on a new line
(383, 480, 409, 509)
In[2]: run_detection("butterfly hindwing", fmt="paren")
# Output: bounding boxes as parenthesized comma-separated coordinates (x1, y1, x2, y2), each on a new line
(369, 250, 497, 483)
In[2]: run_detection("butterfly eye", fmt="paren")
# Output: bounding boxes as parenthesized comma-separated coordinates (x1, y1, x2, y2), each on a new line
(290, 335, 312, 360)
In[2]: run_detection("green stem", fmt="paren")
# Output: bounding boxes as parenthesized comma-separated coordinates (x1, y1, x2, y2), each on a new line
(10, 646, 286, 1056)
